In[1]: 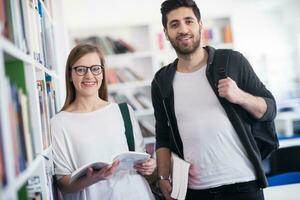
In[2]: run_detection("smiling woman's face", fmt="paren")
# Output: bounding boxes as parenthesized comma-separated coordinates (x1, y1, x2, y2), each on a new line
(70, 52, 103, 98)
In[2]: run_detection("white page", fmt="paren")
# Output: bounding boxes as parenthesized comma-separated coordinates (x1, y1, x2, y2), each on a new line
(171, 153, 190, 200)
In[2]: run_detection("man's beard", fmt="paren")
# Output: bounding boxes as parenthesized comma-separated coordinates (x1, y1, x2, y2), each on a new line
(169, 32, 201, 55)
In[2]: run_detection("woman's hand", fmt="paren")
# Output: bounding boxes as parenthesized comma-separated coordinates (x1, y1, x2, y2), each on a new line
(87, 160, 120, 181)
(57, 160, 120, 193)
(134, 158, 156, 175)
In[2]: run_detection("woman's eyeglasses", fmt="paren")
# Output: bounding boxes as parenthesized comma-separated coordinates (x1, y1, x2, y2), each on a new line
(71, 65, 104, 76)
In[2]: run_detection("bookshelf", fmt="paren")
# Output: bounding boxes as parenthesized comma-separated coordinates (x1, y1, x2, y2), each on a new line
(0, 0, 67, 199)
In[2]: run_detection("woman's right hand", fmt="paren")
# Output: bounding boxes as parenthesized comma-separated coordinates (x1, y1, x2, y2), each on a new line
(159, 179, 175, 200)
(87, 160, 120, 182)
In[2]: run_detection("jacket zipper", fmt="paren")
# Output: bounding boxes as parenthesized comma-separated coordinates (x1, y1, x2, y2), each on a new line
(162, 100, 184, 158)
(154, 78, 184, 158)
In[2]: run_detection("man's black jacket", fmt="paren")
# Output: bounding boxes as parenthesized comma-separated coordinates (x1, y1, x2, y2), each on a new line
(151, 46, 278, 188)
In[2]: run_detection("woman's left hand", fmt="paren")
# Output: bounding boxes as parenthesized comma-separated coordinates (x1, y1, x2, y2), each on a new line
(134, 158, 156, 175)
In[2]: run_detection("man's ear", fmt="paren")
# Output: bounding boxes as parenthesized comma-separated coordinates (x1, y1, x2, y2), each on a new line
(164, 28, 169, 41)
(199, 20, 203, 31)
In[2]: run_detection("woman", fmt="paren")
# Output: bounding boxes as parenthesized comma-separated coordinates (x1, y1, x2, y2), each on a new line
(51, 43, 156, 200)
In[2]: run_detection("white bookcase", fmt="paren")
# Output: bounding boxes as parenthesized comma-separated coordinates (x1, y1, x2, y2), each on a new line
(0, 0, 67, 199)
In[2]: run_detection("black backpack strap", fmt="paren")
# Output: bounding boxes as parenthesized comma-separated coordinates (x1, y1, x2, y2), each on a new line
(118, 103, 135, 151)
(215, 49, 232, 80)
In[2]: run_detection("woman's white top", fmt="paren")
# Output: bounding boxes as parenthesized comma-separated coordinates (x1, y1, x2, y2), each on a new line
(51, 103, 154, 200)
(173, 65, 256, 189)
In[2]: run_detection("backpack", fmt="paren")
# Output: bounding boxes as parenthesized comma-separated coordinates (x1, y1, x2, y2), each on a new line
(212, 49, 279, 160)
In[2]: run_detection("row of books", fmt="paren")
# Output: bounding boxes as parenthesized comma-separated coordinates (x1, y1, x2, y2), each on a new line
(202, 25, 233, 45)
(106, 67, 143, 84)
(75, 35, 136, 55)
(37, 77, 57, 149)
(0, 0, 56, 69)
(18, 175, 56, 200)
(4, 77, 34, 174)
(109, 91, 152, 111)
(3, 60, 58, 176)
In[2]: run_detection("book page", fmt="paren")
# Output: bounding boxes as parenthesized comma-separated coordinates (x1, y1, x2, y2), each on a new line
(114, 152, 150, 170)
(69, 161, 109, 183)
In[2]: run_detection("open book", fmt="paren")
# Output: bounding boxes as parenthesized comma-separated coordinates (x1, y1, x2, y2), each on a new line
(69, 152, 150, 183)
(170, 153, 191, 200)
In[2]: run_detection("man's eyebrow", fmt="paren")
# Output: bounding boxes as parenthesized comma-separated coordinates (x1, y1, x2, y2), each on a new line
(168, 19, 179, 25)
(168, 16, 196, 24)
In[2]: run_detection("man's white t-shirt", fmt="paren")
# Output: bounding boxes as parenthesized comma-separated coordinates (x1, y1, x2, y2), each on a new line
(51, 103, 154, 200)
(173, 65, 256, 189)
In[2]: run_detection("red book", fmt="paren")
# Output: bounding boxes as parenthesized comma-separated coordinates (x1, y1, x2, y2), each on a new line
(0, 0, 7, 36)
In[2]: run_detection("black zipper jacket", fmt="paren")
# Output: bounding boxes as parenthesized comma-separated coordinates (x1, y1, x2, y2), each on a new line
(151, 46, 277, 188)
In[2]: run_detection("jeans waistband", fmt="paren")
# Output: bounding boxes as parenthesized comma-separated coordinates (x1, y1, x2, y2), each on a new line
(188, 180, 260, 194)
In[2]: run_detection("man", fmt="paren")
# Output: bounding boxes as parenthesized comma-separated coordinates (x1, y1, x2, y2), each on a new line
(151, 0, 277, 200)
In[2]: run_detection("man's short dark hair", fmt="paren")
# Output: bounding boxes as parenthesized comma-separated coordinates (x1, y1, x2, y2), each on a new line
(161, 0, 201, 29)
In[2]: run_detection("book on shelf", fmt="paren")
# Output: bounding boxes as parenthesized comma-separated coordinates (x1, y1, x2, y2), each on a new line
(109, 92, 152, 112)
(106, 68, 120, 84)
(170, 153, 191, 200)
(133, 92, 152, 109)
(203, 24, 233, 45)
(75, 35, 136, 55)
(27, 176, 43, 200)
(107, 67, 144, 84)
(223, 25, 233, 43)
(109, 92, 137, 110)
(117, 38, 135, 53)
(105, 36, 128, 54)
(46, 75, 58, 118)
(9, 84, 30, 173)
(139, 119, 155, 138)
(4, 59, 37, 173)
(3, 0, 28, 52)
(18, 183, 29, 200)
(124, 67, 143, 81)
(126, 93, 145, 110)
(18, 89, 34, 164)
(0, 0, 7, 36)
(37, 80, 51, 149)
(70, 152, 150, 183)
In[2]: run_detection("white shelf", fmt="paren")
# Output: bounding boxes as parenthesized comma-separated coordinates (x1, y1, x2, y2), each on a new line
(106, 51, 153, 61)
(14, 156, 43, 191)
(0, 187, 14, 200)
(134, 108, 154, 117)
(108, 79, 151, 92)
(275, 112, 300, 136)
(13, 146, 52, 192)
(212, 42, 234, 49)
(0, 36, 32, 64)
(264, 183, 300, 200)
(279, 137, 300, 148)
(143, 136, 155, 144)
(0, 36, 59, 78)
